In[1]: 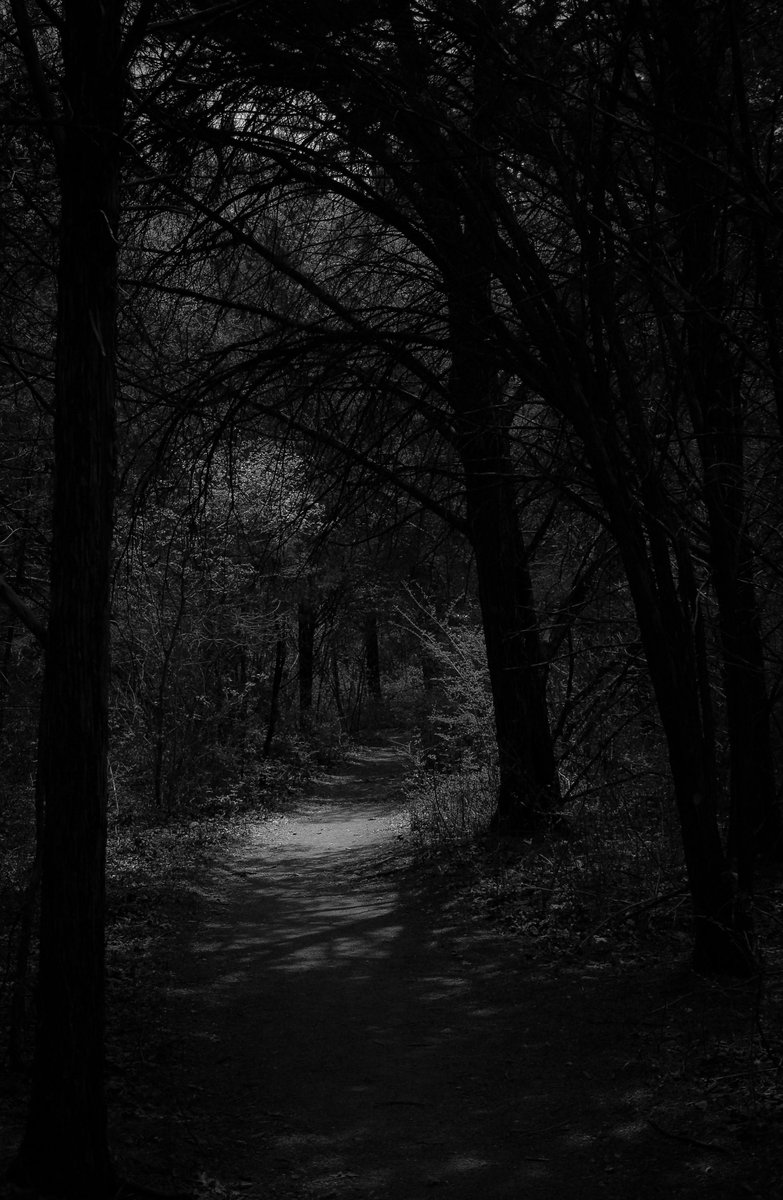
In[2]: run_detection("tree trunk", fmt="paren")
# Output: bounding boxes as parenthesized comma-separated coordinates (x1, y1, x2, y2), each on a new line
(456, 416, 561, 832)
(262, 626, 286, 758)
(656, 0, 781, 872)
(297, 584, 316, 731)
(708, 458, 779, 877)
(442, 10, 560, 832)
(584, 424, 755, 974)
(364, 611, 382, 701)
(10, 2, 123, 1192)
(328, 645, 345, 729)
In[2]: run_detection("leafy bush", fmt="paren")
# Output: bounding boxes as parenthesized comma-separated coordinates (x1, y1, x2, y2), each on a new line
(398, 596, 495, 771)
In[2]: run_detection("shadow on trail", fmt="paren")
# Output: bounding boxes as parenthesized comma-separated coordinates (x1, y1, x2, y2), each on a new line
(168, 751, 742, 1200)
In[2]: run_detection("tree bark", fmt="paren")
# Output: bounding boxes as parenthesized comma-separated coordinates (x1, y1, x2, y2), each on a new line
(9, 1, 124, 1192)
(655, 0, 781, 872)
(297, 583, 316, 730)
(580, 417, 755, 974)
(442, 5, 560, 832)
(456, 419, 561, 831)
(331, 645, 346, 726)
(364, 611, 382, 701)
(262, 624, 286, 758)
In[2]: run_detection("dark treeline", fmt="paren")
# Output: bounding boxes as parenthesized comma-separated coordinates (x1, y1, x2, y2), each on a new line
(2, 1, 783, 1194)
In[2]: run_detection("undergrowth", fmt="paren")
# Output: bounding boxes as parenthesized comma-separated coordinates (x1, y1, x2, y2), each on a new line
(405, 760, 688, 952)
(404, 758, 783, 1155)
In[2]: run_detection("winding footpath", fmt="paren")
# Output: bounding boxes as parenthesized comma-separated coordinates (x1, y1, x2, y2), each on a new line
(156, 748, 748, 1199)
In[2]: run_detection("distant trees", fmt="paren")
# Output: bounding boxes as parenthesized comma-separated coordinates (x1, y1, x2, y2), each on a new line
(113, 440, 306, 804)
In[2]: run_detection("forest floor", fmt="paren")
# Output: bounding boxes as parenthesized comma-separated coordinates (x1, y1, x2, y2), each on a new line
(3, 745, 783, 1198)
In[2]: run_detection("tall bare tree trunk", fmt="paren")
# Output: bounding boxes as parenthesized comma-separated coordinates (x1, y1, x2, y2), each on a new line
(9, 1, 125, 1191)
(262, 623, 286, 758)
(580, 414, 755, 974)
(444, 3, 560, 832)
(456, 415, 560, 831)
(364, 611, 382, 701)
(297, 580, 316, 731)
(656, 0, 781, 877)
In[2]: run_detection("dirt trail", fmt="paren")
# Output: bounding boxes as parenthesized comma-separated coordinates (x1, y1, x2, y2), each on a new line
(154, 748, 751, 1199)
